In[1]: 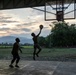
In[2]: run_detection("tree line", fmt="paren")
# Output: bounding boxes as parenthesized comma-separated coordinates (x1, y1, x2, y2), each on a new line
(38, 22, 76, 48)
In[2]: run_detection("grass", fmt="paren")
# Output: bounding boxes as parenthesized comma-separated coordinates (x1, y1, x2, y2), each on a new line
(0, 46, 76, 61)
(22, 46, 33, 49)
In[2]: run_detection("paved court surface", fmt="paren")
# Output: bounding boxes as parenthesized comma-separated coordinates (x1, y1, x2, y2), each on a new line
(0, 60, 76, 75)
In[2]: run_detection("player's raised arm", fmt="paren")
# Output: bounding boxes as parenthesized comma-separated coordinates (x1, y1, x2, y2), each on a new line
(37, 25, 43, 37)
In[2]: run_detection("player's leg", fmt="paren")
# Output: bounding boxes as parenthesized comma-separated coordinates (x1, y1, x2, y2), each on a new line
(33, 45, 37, 60)
(9, 54, 16, 68)
(36, 45, 42, 57)
(15, 54, 20, 68)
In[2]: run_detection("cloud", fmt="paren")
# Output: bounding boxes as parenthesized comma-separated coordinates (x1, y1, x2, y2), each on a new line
(30, 7, 44, 15)
(22, 28, 31, 32)
(0, 8, 53, 38)
(0, 20, 18, 23)
(0, 16, 12, 19)
(0, 28, 10, 31)
(0, 12, 20, 24)
(1, 24, 7, 26)
(16, 21, 37, 28)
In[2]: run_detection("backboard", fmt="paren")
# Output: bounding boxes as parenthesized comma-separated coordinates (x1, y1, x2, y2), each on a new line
(44, 0, 76, 21)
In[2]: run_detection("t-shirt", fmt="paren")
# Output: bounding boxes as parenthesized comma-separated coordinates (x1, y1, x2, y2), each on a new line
(33, 36, 38, 44)
(12, 42, 20, 54)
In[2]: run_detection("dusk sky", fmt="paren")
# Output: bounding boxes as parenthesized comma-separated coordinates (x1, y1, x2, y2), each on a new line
(0, 6, 76, 39)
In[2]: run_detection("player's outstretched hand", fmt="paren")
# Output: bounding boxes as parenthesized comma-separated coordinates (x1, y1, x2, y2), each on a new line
(39, 25, 43, 30)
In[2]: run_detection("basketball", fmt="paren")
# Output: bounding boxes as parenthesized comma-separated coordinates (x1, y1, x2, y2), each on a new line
(39, 25, 43, 29)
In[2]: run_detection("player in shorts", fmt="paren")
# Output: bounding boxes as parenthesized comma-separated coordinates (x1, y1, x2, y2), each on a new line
(31, 25, 43, 60)
(9, 38, 22, 68)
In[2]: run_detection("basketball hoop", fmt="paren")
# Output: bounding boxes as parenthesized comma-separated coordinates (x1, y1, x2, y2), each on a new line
(53, 6, 67, 21)
(56, 11, 64, 21)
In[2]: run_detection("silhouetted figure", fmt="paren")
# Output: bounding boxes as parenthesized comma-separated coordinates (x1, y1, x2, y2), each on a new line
(9, 38, 22, 68)
(31, 25, 43, 60)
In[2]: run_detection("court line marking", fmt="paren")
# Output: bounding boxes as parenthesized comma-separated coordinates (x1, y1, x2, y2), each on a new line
(51, 62, 61, 75)
(20, 63, 30, 69)
(9, 62, 31, 75)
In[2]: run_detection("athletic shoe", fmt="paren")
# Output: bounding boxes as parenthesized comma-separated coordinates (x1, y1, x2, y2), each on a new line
(33, 56, 35, 60)
(15, 65, 19, 68)
(9, 65, 14, 68)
